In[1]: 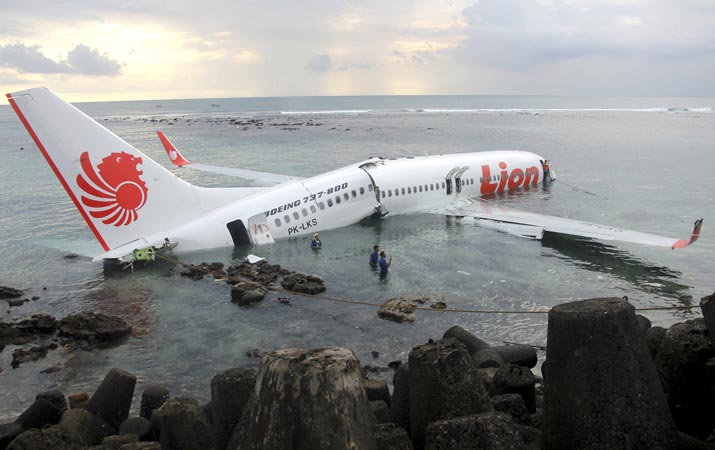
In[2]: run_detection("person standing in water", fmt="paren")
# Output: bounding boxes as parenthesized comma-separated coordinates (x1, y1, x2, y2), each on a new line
(311, 233, 322, 249)
(369, 245, 380, 268)
(378, 251, 392, 278)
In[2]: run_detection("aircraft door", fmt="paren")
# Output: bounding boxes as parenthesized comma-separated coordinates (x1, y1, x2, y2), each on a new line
(247, 213, 276, 245)
(454, 166, 470, 194)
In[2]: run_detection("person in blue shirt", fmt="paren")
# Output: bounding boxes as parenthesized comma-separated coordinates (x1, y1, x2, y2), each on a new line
(311, 233, 321, 249)
(378, 251, 392, 278)
(369, 245, 380, 268)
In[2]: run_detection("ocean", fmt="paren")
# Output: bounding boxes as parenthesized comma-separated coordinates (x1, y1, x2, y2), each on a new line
(1, 94, 714, 418)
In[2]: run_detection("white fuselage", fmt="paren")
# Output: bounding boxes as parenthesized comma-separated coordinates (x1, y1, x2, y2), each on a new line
(148, 151, 546, 252)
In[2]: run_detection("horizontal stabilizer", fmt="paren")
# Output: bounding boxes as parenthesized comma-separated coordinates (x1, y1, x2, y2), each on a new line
(157, 131, 302, 187)
(453, 201, 702, 250)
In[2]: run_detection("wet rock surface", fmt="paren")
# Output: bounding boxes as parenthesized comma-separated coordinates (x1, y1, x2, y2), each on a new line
(0, 312, 131, 370)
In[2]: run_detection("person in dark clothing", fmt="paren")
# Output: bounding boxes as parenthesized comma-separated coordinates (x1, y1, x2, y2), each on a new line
(378, 251, 391, 278)
(369, 245, 380, 268)
(311, 233, 321, 249)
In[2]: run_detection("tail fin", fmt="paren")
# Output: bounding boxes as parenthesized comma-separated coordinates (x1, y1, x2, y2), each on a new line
(6, 87, 203, 252)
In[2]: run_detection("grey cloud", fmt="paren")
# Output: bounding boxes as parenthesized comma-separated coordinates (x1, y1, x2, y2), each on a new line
(0, 43, 121, 76)
(306, 54, 332, 72)
(66, 44, 121, 76)
(0, 43, 73, 73)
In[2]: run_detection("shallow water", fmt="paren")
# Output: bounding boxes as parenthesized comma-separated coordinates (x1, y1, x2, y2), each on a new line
(1, 95, 714, 418)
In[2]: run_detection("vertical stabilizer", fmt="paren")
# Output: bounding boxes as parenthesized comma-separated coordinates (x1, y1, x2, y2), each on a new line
(6, 87, 203, 251)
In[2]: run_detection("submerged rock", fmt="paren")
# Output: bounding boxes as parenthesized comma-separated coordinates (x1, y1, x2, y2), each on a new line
(0, 286, 23, 299)
(58, 312, 132, 346)
(280, 272, 326, 294)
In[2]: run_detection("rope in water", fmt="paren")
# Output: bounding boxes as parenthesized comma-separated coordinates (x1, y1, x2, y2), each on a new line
(155, 254, 699, 315)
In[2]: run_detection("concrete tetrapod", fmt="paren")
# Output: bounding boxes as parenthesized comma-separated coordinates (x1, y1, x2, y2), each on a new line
(542, 297, 679, 450)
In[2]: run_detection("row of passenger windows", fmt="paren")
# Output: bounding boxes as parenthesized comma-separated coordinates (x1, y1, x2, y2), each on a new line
(273, 185, 374, 227)
(380, 178, 475, 198)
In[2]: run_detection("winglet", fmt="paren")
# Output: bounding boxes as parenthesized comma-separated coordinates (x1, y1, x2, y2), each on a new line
(157, 131, 191, 167)
(671, 218, 703, 249)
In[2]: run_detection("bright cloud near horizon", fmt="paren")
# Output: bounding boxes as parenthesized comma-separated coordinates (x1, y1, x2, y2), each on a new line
(1, 0, 714, 101)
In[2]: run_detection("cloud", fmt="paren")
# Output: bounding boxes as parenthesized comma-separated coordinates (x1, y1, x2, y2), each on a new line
(0, 43, 73, 73)
(306, 54, 332, 72)
(66, 44, 122, 76)
(0, 43, 121, 76)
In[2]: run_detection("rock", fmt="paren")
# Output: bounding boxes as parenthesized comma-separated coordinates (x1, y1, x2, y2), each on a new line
(700, 292, 715, 345)
(60, 402, 115, 446)
(6, 425, 85, 450)
(390, 363, 411, 435)
(491, 393, 530, 424)
(636, 314, 652, 335)
(7, 299, 26, 308)
(102, 433, 139, 450)
(68, 392, 90, 409)
(443, 325, 491, 355)
(280, 273, 326, 294)
(491, 344, 538, 369)
(645, 326, 667, 360)
(58, 313, 131, 346)
(11, 345, 50, 368)
(425, 412, 524, 450)
(85, 368, 137, 429)
(378, 298, 417, 323)
(653, 318, 715, 439)
(153, 397, 214, 450)
(120, 442, 162, 450)
(473, 348, 504, 368)
(230, 282, 266, 306)
(408, 337, 493, 450)
(230, 347, 376, 450)
(119, 417, 155, 442)
(365, 377, 391, 407)
(542, 297, 679, 450)
(374, 423, 412, 450)
(370, 400, 392, 424)
(139, 384, 169, 420)
(15, 398, 63, 429)
(0, 287, 23, 300)
(493, 365, 536, 413)
(210, 368, 257, 450)
(0, 422, 23, 450)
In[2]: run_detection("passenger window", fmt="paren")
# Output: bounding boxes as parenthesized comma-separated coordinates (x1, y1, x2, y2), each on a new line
(335, 196, 341, 204)
(430, 184, 434, 191)
(442, 182, 446, 189)
(310, 205, 317, 213)
(408, 187, 412, 194)
(419, 185, 423, 192)
(319, 202, 325, 210)
(368, 185, 373, 192)
(275, 218, 281, 227)
(381, 190, 386, 198)
(302, 208, 308, 217)
(394, 189, 399, 196)
(401, 188, 406, 195)
(352, 190, 357, 198)
(344, 193, 349, 201)
(413, 186, 417, 193)
(284, 215, 291, 223)
(360, 187, 365, 195)
(388, 190, 392, 197)
(327, 199, 333, 207)
(293, 212, 299, 220)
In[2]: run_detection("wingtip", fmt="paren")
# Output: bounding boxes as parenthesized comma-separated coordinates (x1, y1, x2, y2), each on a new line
(157, 131, 190, 167)
(671, 218, 703, 249)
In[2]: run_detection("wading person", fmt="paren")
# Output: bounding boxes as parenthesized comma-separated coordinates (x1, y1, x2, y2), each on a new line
(311, 233, 322, 249)
(369, 245, 380, 268)
(378, 251, 392, 278)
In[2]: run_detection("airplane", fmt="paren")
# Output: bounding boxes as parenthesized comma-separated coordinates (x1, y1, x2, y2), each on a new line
(5, 87, 702, 263)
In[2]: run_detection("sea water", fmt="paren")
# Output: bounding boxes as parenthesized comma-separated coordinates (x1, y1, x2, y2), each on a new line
(1, 95, 714, 418)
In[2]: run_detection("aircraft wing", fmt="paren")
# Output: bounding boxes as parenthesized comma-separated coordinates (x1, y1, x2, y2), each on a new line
(449, 201, 702, 250)
(157, 131, 302, 187)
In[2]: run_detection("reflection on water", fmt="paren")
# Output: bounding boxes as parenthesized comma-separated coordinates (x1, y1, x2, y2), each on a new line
(541, 234, 692, 304)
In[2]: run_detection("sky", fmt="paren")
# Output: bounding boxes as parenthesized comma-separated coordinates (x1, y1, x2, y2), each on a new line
(1, 0, 714, 101)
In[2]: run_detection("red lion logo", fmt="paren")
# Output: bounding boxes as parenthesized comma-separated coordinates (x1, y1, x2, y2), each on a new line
(76, 151, 148, 226)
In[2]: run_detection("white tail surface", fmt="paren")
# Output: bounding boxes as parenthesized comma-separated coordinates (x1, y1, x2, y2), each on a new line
(7, 87, 214, 252)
